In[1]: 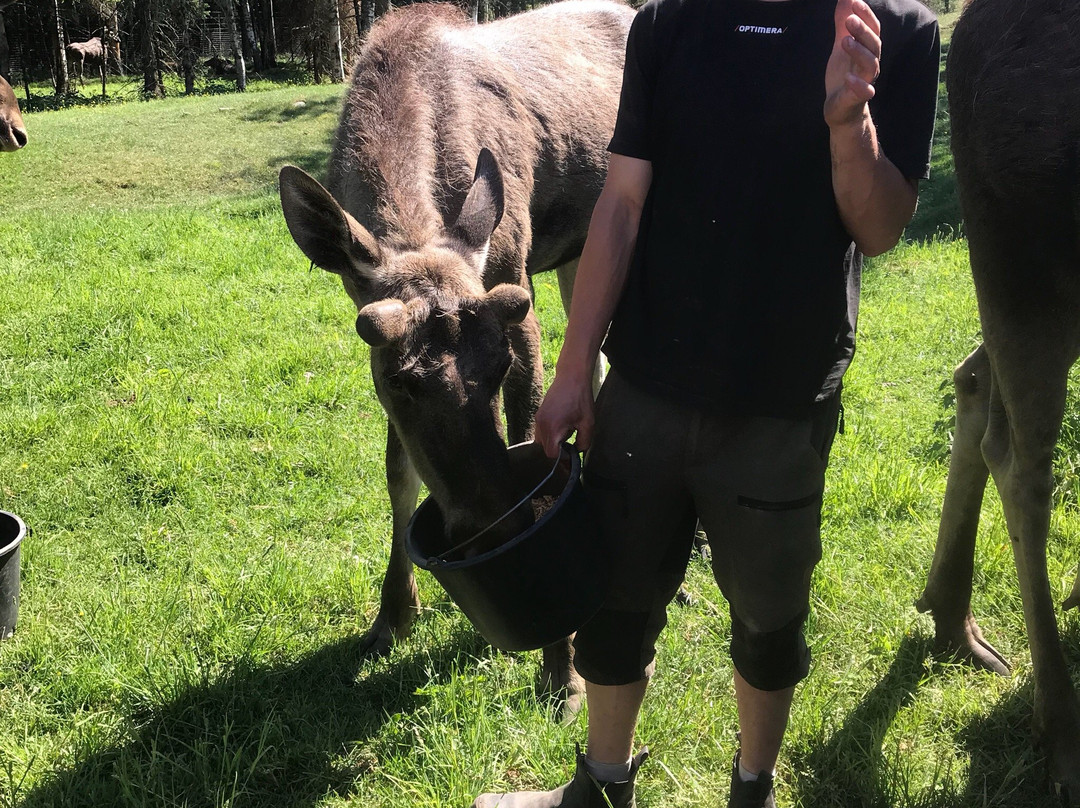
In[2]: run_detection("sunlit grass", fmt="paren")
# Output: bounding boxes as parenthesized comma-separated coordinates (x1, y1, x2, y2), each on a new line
(1, 69, 1078, 808)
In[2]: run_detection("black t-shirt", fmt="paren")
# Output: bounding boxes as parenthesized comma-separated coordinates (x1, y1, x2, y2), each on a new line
(603, 0, 940, 418)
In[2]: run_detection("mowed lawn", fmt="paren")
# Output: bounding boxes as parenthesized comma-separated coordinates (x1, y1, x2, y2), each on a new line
(1, 75, 1079, 808)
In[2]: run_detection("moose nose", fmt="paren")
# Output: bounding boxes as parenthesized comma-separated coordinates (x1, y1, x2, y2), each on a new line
(0, 123, 26, 151)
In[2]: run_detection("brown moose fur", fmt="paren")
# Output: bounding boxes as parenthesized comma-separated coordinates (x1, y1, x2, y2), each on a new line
(280, 0, 633, 715)
(0, 75, 26, 152)
(916, 0, 1080, 800)
(66, 37, 105, 86)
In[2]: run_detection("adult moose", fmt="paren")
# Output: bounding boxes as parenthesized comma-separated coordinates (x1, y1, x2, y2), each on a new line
(0, 75, 26, 152)
(279, 0, 633, 715)
(66, 36, 104, 87)
(916, 0, 1080, 800)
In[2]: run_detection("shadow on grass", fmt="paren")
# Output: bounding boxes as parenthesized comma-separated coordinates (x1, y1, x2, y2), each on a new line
(791, 634, 934, 808)
(241, 95, 344, 125)
(792, 625, 1080, 807)
(16, 627, 491, 808)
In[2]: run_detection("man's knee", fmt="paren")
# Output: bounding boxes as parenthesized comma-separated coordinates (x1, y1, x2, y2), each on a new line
(573, 608, 661, 686)
(729, 608, 811, 691)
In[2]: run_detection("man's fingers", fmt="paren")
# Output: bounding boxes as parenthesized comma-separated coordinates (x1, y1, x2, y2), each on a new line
(842, 35, 880, 82)
(845, 14, 882, 60)
(850, 0, 881, 37)
(573, 421, 593, 454)
(845, 72, 876, 103)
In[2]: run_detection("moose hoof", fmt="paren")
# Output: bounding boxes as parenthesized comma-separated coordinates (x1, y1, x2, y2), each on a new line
(1046, 741, 1080, 807)
(930, 610, 1011, 676)
(358, 604, 418, 658)
(675, 585, 695, 607)
(358, 617, 397, 658)
(537, 666, 586, 724)
(1035, 699, 1080, 806)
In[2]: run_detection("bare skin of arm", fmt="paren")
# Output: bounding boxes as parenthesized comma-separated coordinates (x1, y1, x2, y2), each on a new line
(534, 154, 653, 457)
(826, 0, 919, 257)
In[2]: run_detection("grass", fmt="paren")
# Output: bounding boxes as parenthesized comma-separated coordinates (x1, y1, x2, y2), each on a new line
(1, 35, 1079, 808)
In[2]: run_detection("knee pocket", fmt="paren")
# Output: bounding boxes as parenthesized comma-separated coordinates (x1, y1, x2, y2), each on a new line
(729, 609, 811, 691)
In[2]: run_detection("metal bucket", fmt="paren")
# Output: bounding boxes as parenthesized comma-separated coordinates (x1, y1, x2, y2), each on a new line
(0, 511, 27, 640)
(405, 442, 609, 651)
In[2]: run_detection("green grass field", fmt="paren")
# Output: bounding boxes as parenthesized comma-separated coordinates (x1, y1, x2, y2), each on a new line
(1, 38, 1079, 808)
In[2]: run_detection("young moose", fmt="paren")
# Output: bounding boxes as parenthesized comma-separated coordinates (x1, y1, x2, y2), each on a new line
(0, 75, 26, 152)
(279, 1, 633, 715)
(917, 0, 1080, 801)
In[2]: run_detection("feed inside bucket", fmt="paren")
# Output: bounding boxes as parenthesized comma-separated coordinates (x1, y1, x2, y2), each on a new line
(0, 511, 27, 641)
(406, 442, 609, 651)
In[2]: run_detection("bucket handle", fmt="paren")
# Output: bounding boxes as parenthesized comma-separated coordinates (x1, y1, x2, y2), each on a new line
(431, 443, 571, 565)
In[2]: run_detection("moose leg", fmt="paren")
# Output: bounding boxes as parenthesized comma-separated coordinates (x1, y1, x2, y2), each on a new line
(1065, 570, 1080, 612)
(916, 345, 1009, 673)
(984, 355, 1080, 803)
(359, 424, 423, 657)
(505, 294, 584, 717)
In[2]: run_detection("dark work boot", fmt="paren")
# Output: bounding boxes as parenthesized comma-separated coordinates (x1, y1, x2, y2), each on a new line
(726, 751, 776, 808)
(473, 746, 648, 808)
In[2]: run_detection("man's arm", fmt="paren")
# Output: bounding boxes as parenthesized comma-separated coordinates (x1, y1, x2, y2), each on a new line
(825, 0, 919, 257)
(533, 154, 653, 457)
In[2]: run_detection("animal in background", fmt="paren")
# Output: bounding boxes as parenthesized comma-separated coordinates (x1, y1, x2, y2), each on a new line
(0, 75, 26, 152)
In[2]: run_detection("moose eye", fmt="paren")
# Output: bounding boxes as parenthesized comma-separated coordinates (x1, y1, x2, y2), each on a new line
(382, 372, 412, 398)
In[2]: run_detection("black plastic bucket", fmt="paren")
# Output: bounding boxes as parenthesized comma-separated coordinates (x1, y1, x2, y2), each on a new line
(405, 442, 609, 651)
(0, 511, 26, 641)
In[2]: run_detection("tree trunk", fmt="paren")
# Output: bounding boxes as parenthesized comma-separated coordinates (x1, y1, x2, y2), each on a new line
(181, 16, 196, 94)
(239, 0, 261, 72)
(100, 16, 108, 97)
(352, 0, 362, 39)
(330, 0, 344, 82)
(361, 0, 374, 33)
(136, 0, 164, 98)
(220, 0, 246, 91)
(260, 0, 277, 67)
(467, 0, 478, 23)
(374, 0, 390, 23)
(0, 11, 10, 84)
(110, 8, 123, 75)
(51, 0, 67, 97)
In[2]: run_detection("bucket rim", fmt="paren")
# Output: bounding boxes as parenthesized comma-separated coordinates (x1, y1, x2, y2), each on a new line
(406, 442, 580, 571)
(0, 511, 26, 558)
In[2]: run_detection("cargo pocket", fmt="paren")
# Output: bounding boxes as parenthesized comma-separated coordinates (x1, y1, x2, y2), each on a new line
(737, 491, 822, 512)
(582, 469, 629, 520)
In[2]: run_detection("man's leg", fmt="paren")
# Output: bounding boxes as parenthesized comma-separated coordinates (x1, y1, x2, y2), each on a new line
(733, 671, 794, 776)
(585, 680, 649, 765)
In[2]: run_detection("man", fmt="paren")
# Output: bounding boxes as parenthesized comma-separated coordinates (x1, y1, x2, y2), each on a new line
(474, 0, 940, 805)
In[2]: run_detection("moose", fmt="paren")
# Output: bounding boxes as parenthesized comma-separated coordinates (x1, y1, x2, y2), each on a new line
(279, 0, 633, 715)
(0, 75, 26, 152)
(66, 36, 105, 87)
(915, 0, 1080, 800)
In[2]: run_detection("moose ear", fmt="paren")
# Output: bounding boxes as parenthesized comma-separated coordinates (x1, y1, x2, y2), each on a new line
(355, 299, 411, 348)
(485, 283, 532, 326)
(451, 148, 505, 254)
(279, 165, 382, 277)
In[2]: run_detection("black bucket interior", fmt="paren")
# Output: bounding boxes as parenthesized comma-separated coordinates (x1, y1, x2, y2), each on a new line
(406, 442, 609, 651)
(0, 511, 26, 641)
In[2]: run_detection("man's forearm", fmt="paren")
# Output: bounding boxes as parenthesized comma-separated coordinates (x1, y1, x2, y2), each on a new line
(556, 193, 644, 381)
(830, 110, 918, 257)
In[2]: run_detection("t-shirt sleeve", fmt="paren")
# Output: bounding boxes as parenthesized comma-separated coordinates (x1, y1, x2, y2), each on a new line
(607, 5, 658, 160)
(871, 13, 941, 181)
